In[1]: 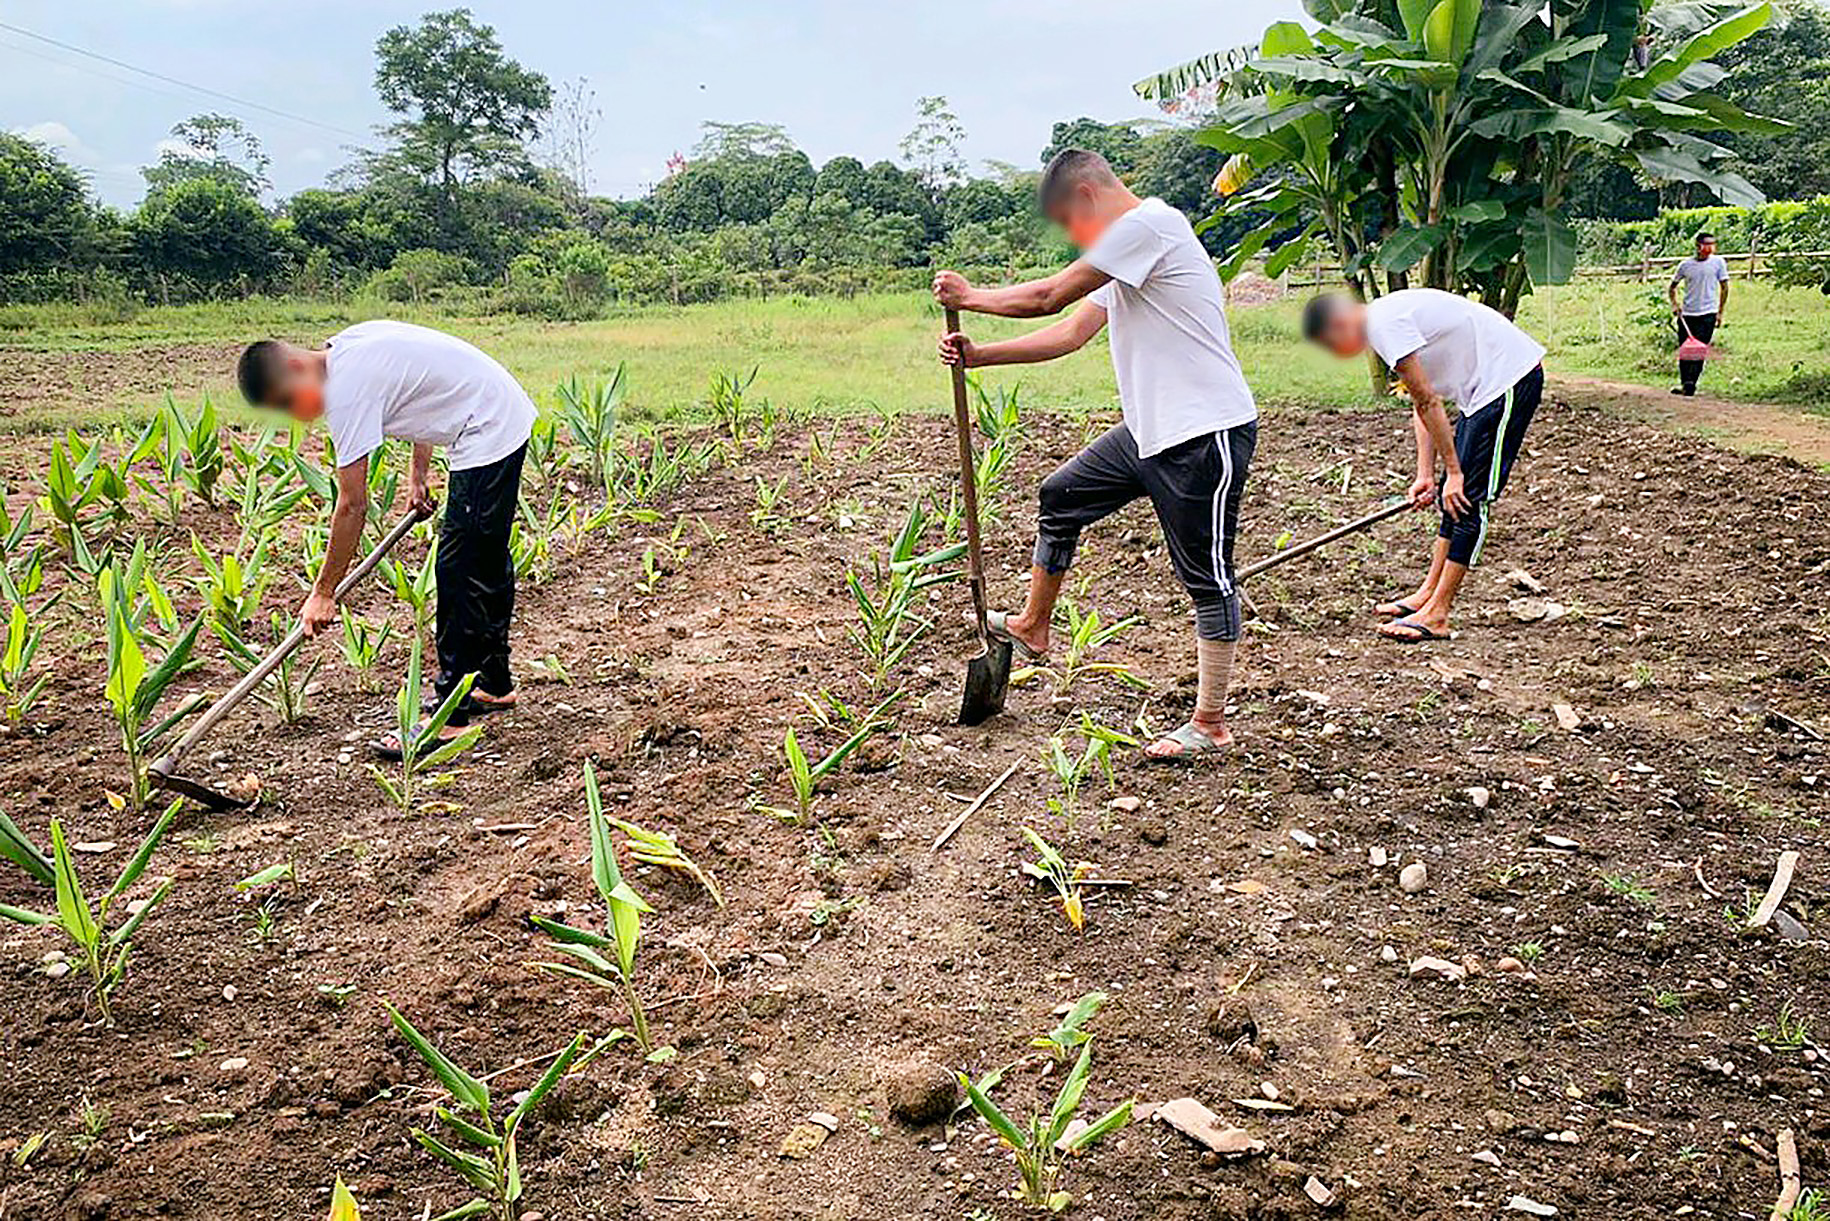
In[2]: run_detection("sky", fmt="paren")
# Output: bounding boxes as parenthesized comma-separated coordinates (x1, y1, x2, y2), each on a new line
(1, 0, 1302, 209)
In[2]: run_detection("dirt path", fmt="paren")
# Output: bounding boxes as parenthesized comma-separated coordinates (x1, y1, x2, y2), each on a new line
(1554, 372, 1830, 466)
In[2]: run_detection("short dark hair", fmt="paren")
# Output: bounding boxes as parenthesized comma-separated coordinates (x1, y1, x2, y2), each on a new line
(1696, 230, 1716, 245)
(237, 340, 287, 405)
(1038, 148, 1118, 210)
(1301, 292, 1350, 342)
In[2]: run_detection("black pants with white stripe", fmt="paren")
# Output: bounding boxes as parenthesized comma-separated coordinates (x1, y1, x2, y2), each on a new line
(1034, 421, 1256, 642)
(1439, 365, 1542, 568)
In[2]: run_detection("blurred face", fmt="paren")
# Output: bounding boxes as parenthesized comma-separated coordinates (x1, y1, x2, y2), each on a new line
(1696, 238, 1717, 259)
(1045, 183, 1106, 250)
(263, 351, 325, 422)
(1316, 306, 1367, 358)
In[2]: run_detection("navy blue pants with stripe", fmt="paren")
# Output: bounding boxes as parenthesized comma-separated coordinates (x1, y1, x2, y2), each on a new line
(1440, 365, 1543, 567)
(1034, 421, 1256, 642)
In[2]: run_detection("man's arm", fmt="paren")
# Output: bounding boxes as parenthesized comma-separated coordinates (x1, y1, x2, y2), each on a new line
(1717, 277, 1730, 323)
(933, 263, 1110, 319)
(300, 456, 371, 636)
(1667, 274, 1683, 314)
(1393, 355, 1472, 518)
(939, 301, 1107, 368)
(408, 442, 436, 514)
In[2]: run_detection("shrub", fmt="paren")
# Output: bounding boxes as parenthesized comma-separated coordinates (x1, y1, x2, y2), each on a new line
(364, 248, 473, 304)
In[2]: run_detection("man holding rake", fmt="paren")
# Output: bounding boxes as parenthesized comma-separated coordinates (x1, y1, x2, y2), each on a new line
(934, 148, 1258, 759)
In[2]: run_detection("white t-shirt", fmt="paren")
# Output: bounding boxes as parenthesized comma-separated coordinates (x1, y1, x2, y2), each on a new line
(1671, 254, 1729, 315)
(323, 320, 537, 470)
(1365, 289, 1546, 416)
(1085, 198, 1257, 458)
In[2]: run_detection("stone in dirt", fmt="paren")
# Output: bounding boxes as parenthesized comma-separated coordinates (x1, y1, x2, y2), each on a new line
(1502, 569, 1544, 594)
(1399, 862, 1429, 893)
(885, 1060, 959, 1126)
(1151, 1097, 1265, 1155)
(1484, 1108, 1521, 1134)
(1304, 1176, 1339, 1208)
(1109, 795, 1142, 813)
(1467, 786, 1491, 809)
(779, 1121, 830, 1159)
(1408, 956, 1466, 982)
(1507, 1197, 1558, 1217)
(1369, 846, 1388, 868)
(1472, 1149, 1502, 1166)
(1552, 703, 1581, 731)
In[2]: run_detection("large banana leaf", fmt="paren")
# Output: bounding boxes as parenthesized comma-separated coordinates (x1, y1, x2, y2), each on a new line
(1131, 46, 1257, 104)
(1632, 143, 1765, 205)
(1424, 0, 1482, 66)
(1522, 209, 1578, 284)
(1627, 2, 1773, 94)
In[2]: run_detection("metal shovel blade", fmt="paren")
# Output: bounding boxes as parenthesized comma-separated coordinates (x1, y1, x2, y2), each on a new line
(957, 636, 1013, 726)
(148, 761, 253, 812)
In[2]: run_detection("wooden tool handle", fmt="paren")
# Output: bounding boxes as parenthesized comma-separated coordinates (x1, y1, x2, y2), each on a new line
(150, 507, 430, 776)
(945, 307, 992, 643)
(1237, 499, 1411, 581)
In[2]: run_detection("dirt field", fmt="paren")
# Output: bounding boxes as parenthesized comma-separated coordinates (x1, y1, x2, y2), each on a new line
(0, 394, 1824, 1221)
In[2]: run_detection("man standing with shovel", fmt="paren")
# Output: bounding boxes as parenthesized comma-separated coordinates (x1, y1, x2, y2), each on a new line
(934, 148, 1258, 759)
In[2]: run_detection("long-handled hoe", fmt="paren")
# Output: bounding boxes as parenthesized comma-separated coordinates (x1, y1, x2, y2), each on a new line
(945, 307, 1012, 725)
(147, 507, 430, 810)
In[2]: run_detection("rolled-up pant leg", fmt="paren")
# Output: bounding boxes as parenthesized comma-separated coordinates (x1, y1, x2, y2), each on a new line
(1033, 424, 1147, 574)
(435, 443, 526, 724)
(1438, 366, 1541, 567)
(1141, 422, 1257, 642)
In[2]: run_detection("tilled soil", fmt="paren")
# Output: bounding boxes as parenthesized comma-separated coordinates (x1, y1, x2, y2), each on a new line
(0, 398, 1825, 1221)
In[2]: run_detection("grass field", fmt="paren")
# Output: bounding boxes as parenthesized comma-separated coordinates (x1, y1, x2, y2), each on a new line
(3, 278, 1828, 433)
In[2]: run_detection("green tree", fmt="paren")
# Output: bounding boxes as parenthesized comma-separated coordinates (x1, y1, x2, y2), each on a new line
(692, 120, 797, 161)
(0, 133, 96, 281)
(374, 8, 552, 197)
(1713, 0, 1830, 201)
(900, 95, 968, 189)
(131, 176, 283, 298)
(1040, 117, 1146, 172)
(142, 113, 270, 199)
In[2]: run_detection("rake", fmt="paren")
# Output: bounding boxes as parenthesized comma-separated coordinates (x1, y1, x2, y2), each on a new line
(149, 507, 430, 810)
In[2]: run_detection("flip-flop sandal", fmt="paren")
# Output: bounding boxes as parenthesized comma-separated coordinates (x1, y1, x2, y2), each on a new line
(1381, 618, 1447, 643)
(985, 610, 1046, 661)
(420, 689, 518, 717)
(1377, 600, 1420, 618)
(372, 722, 471, 761)
(1145, 720, 1233, 762)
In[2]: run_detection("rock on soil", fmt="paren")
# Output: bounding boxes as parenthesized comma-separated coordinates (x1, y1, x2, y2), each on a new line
(885, 1060, 959, 1125)
(1399, 862, 1429, 893)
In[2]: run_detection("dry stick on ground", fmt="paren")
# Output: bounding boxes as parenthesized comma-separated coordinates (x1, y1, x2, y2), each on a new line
(1751, 851, 1801, 929)
(932, 762, 1019, 851)
(1768, 1128, 1801, 1221)
(1694, 857, 1722, 900)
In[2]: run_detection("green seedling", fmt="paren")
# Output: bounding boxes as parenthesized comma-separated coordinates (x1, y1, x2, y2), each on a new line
(235, 860, 298, 891)
(1600, 871, 1656, 907)
(780, 714, 886, 819)
(1021, 827, 1092, 932)
(1, 601, 49, 726)
(216, 610, 323, 724)
(554, 367, 626, 485)
(750, 474, 791, 534)
(101, 571, 203, 810)
(366, 637, 482, 809)
(339, 610, 394, 693)
(1511, 941, 1544, 963)
(379, 540, 439, 637)
(706, 365, 761, 448)
(192, 532, 272, 635)
(1787, 1190, 1827, 1221)
(166, 397, 224, 508)
(1754, 1000, 1810, 1051)
(973, 377, 1023, 442)
(328, 1176, 363, 1221)
(528, 653, 571, 685)
(959, 1040, 1133, 1212)
(383, 999, 586, 1221)
(1015, 598, 1148, 696)
(611, 817, 723, 907)
(1, 803, 180, 1025)
(1032, 991, 1107, 1062)
(846, 501, 959, 689)
(0, 809, 53, 885)
(532, 762, 659, 1050)
(1041, 717, 1139, 830)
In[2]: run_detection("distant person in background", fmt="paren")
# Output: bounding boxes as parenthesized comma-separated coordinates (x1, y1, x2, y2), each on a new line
(1669, 231, 1729, 396)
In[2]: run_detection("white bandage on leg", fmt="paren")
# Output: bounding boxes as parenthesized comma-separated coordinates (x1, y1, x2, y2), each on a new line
(1195, 636, 1235, 720)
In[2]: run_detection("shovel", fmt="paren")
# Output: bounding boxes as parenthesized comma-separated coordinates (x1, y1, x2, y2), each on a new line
(148, 506, 431, 810)
(945, 307, 1012, 726)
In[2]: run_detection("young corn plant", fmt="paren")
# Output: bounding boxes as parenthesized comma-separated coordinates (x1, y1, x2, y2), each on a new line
(554, 366, 626, 485)
(777, 715, 887, 820)
(101, 574, 203, 811)
(380, 540, 439, 638)
(959, 1040, 1133, 1212)
(1015, 599, 1149, 697)
(339, 610, 394, 693)
(532, 762, 659, 1050)
(1041, 717, 1139, 831)
(367, 638, 483, 809)
(165, 397, 224, 508)
(705, 366, 761, 449)
(1032, 991, 1107, 1062)
(610, 817, 723, 907)
(0, 803, 181, 1025)
(382, 999, 586, 1221)
(192, 532, 272, 635)
(1, 601, 49, 726)
(749, 475, 791, 535)
(846, 502, 960, 690)
(216, 610, 324, 724)
(1021, 827, 1093, 932)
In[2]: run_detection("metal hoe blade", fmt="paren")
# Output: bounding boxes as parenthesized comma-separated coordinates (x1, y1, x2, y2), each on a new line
(148, 761, 252, 812)
(958, 636, 1013, 727)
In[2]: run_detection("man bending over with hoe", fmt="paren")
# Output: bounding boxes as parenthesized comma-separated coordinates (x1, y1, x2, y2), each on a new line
(236, 320, 535, 754)
(934, 148, 1258, 759)
(1303, 288, 1545, 643)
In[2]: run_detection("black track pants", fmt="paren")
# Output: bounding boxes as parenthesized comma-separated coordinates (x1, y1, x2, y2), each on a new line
(1033, 421, 1256, 642)
(434, 443, 526, 723)
(1677, 313, 1716, 392)
(1438, 366, 1542, 568)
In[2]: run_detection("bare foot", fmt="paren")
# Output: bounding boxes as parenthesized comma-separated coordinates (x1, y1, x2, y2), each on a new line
(1145, 716, 1234, 758)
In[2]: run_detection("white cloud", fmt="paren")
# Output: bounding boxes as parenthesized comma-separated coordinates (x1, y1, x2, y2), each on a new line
(12, 120, 96, 160)
(153, 137, 202, 161)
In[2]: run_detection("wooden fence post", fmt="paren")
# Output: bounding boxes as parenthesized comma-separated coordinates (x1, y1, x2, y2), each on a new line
(1748, 232, 1759, 278)
(1641, 243, 1652, 282)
